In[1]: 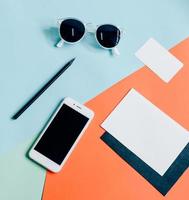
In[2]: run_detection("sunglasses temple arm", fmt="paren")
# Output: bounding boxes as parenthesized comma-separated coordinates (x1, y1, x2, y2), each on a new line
(56, 39, 64, 48)
(111, 47, 120, 56)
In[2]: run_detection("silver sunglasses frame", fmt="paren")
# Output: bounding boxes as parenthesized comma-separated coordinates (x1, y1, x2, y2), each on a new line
(56, 18, 125, 56)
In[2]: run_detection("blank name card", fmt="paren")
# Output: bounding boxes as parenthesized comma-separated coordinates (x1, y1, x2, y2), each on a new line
(135, 38, 183, 82)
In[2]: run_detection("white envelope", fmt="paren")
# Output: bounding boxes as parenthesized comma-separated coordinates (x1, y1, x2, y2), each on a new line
(101, 89, 189, 175)
(135, 38, 183, 82)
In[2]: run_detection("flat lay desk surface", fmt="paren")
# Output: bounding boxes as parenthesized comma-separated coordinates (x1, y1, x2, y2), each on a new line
(0, 0, 189, 199)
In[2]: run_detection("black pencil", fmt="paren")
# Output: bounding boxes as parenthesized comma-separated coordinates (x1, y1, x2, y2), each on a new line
(12, 58, 76, 119)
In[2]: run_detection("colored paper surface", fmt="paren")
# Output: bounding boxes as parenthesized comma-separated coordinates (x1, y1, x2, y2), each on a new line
(101, 89, 189, 176)
(43, 37, 189, 200)
(1, 1, 189, 200)
(0, 137, 46, 200)
(135, 38, 183, 82)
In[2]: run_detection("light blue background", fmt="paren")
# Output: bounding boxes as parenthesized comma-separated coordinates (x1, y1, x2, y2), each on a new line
(0, 0, 189, 199)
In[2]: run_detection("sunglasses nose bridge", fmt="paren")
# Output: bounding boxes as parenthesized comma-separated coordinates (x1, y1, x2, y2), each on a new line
(85, 23, 96, 33)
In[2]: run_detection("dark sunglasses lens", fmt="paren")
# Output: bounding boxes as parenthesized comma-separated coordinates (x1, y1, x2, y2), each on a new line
(60, 19, 85, 43)
(96, 25, 120, 48)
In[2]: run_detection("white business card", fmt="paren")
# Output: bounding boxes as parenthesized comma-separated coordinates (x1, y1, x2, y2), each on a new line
(135, 38, 183, 82)
(101, 89, 189, 175)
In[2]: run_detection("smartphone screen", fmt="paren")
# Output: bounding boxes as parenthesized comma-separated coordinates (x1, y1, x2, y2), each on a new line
(34, 104, 89, 165)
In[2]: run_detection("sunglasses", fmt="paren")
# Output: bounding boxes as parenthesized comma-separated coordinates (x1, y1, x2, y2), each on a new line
(56, 18, 125, 56)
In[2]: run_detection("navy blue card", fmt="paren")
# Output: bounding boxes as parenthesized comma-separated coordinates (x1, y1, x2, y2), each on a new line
(101, 132, 189, 195)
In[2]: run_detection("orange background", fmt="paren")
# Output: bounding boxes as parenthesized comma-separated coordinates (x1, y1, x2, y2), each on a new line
(43, 37, 189, 200)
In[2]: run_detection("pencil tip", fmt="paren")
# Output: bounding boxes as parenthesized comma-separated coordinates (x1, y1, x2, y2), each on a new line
(67, 57, 76, 65)
(71, 57, 76, 62)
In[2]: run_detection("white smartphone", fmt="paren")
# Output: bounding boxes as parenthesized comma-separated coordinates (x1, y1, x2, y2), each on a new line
(29, 97, 94, 173)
